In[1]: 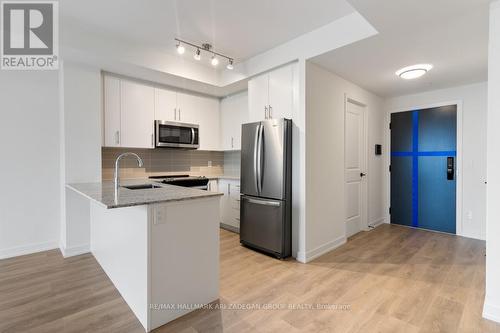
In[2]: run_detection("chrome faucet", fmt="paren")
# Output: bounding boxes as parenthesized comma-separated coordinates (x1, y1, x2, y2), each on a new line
(114, 152, 144, 192)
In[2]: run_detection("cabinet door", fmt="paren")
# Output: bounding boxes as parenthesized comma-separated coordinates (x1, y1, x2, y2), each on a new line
(154, 88, 177, 121)
(121, 80, 155, 148)
(103, 76, 121, 147)
(220, 92, 247, 150)
(197, 96, 221, 151)
(176, 92, 199, 124)
(248, 73, 269, 123)
(268, 65, 293, 120)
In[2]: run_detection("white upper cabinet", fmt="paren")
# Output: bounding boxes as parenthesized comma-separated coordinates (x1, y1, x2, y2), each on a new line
(103, 76, 121, 147)
(196, 96, 220, 151)
(220, 91, 248, 150)
(120, 80, 155, 149)
(176, 92, 201, 125)
(268, 65, 293, 120)
(154, 88, 177, 122)
(104, 75, 222, 150)
(248, 73, 269, 123)
(248, 63, 296, 122)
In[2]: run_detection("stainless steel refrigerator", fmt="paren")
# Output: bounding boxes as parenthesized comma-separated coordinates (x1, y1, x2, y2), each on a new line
(240, 118, 292, 258)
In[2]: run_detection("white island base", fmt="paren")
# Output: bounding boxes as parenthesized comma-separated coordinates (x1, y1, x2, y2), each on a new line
(90, 197, 220, 332)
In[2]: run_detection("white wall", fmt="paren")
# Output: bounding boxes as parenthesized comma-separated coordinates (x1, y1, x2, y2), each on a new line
(484, 0, 500, 323)
(60, 61, 102, 256)
(303, 62, 385, 262)
(0, 71, 60, 259)
(385, 82, 488, 240)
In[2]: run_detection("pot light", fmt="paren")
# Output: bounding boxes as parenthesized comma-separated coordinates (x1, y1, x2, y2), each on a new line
(226, 59, 234, 70)
(211, 55, 219, 67)
(176, 43, 185, 55)
(396, 64, 433, 80)
(194, 48, 201, 61)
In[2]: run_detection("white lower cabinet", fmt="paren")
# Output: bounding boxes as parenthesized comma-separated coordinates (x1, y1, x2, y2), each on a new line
(218, 179, 241, 231)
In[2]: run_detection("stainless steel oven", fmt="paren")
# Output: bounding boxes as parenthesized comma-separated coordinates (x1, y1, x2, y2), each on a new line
(155, 120, 199, 149)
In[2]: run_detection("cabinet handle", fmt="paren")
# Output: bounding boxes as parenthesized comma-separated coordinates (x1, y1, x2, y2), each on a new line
(151, 134, 154, 147)
(269, 105, 273, 119)
(174, 108, 177, 120)
(231, 137, 234, 148)
(264, 106, 268, 119)
(115, 130, 120, 145)
(228, 183, 230, 195)
(178, 109, 181, 121)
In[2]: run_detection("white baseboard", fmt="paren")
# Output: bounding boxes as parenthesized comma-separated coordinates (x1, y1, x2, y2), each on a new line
(59, 243, 91, 258)
(483, 298, 500, 323)
(369, 217, 387, 228)
(296, 235, 347, 264)
(0, 240, 59, 260)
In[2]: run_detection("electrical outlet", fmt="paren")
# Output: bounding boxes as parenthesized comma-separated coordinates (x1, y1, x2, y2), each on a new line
(208, 160, 212, 167)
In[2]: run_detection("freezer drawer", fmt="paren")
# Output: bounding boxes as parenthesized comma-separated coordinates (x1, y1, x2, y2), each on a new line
(240, 195, 285, 256)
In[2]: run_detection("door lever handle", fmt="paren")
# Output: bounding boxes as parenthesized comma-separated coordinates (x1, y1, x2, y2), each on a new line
(360, 173, 366, 177)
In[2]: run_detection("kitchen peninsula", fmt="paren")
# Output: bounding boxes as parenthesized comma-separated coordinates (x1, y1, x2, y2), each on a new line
(66, 179, 222, 332)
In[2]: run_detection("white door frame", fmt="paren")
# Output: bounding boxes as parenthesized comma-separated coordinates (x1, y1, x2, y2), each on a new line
(344, 95, 369, 234)
(385, 100, 464, 236)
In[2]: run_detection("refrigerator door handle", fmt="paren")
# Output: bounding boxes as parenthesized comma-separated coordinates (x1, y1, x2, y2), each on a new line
(254, 125, 260, 194)
(245, 197, 281, 207)
(256, 124, 264, 194)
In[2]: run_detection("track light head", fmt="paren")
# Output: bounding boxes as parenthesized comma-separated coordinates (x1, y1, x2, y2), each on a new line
(211, 55, 219, 67)
(194, 48, 201, 61)
(176, 42, 185, 55)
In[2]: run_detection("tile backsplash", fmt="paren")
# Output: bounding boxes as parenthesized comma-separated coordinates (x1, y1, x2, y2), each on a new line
(102, 148, 225, 180)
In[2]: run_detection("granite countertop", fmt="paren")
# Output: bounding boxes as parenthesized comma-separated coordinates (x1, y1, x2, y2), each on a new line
(66, 179, 223, 209)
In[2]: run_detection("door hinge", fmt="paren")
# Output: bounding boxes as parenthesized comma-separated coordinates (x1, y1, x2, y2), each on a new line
(389, 122, 392, 130)
(389, 207, 392, 215)
(389, 165, 392, 172)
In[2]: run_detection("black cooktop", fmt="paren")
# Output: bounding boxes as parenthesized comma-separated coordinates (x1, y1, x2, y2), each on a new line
(149, 175, 209, 187)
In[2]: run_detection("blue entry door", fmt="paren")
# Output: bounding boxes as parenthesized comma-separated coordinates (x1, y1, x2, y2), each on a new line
(390, 105, 457, 234)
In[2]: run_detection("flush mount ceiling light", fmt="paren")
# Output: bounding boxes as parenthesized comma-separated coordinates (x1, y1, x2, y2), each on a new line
(396, 64, 433, 80)
(174, 38, 234, 70)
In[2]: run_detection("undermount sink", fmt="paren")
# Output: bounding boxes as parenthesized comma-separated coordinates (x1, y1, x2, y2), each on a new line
(122, 184, 162, 190)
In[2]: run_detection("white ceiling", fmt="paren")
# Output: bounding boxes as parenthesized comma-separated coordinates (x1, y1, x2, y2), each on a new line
(311, 0, 491, 97)
(60, 0, 355, 63)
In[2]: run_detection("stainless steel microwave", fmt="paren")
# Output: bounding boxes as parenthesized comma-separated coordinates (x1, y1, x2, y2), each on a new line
(155, 120, 199, 149)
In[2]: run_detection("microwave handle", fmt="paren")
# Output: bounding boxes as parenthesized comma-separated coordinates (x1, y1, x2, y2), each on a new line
(191, 128, 195, 145)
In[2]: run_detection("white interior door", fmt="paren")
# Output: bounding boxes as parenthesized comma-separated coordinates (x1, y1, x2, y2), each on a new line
(345, 98, 367, 238)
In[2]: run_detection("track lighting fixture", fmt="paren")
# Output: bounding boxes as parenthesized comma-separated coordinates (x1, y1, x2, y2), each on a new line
(174, 38, 234, 70)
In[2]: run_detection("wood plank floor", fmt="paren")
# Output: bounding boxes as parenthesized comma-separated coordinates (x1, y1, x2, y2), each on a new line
(1, 224, 498, 333)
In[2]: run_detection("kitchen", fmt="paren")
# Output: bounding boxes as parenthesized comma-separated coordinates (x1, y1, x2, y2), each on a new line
(62, 62, 296, 331)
